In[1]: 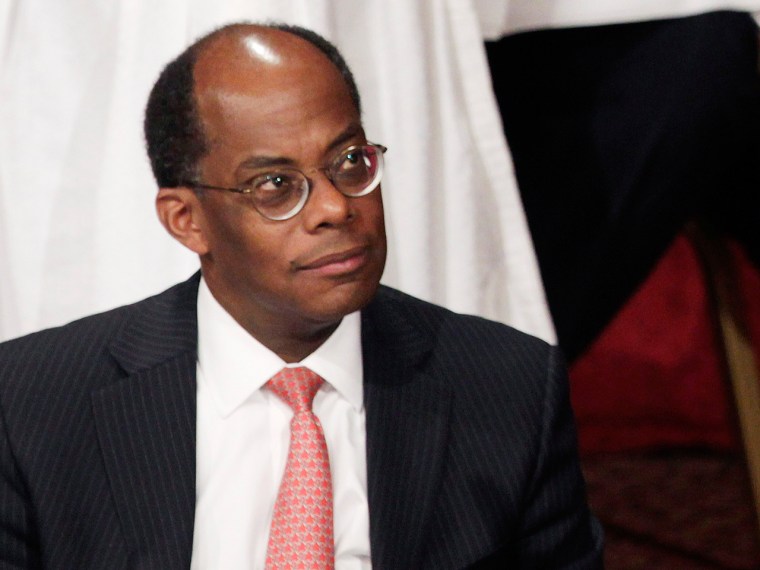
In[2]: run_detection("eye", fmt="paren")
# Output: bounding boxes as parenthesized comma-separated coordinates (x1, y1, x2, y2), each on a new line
(248, 170, 305, 209)
(334, 148, 373, 185)
(337, 149, 365, 171)
(253, 172, 300, 192)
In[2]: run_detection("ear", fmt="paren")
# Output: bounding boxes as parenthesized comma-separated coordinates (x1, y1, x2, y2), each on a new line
(155, 187, 210, 255)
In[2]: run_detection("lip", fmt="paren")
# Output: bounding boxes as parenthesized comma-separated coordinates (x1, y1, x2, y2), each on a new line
(297, 245, 370, 277)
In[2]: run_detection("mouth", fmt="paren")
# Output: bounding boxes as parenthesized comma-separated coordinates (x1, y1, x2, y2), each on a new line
(296, 245, 371, 277)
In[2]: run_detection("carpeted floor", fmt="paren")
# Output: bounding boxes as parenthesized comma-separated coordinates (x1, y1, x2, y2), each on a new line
(582, 449, 760, 569)
(569, 235, 760, 567)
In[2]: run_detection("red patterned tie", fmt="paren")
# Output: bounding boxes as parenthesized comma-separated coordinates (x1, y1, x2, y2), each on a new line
(265, 367, 335, 569)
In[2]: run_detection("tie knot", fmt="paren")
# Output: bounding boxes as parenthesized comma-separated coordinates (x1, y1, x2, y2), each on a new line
(266, 367, 324, 413)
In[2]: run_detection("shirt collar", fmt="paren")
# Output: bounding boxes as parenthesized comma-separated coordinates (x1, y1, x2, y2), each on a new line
(196, 277, 364, 417)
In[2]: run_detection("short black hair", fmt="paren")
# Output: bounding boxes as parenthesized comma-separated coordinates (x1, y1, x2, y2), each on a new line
(143, 22, 362, 188)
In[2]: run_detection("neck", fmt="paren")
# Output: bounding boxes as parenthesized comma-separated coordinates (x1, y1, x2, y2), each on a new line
(259, 321, 341, 363)
(213, 291, 341, 362)
(201, 269, 345, 363)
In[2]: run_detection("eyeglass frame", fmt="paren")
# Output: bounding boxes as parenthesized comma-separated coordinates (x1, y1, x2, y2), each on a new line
(180, 142, 387, 221)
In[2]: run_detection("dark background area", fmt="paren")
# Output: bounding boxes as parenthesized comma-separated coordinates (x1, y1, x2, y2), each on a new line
(485, 10, 760, 567)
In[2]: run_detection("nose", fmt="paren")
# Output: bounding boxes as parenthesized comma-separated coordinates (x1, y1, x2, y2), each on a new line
(301, 170, 353, 230)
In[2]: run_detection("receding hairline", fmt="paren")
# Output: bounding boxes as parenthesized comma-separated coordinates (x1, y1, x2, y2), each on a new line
(192, 25, 339, 91)
(142, 21, 362, 188)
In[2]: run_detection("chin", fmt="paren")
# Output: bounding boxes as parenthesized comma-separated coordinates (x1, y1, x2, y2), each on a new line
(307, 279, 380, 323)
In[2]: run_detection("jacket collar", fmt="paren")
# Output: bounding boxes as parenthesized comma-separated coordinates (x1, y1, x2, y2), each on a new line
(95, 277, 451, 569)
(92, 273, 200, 569)
(108, 273, 201, 373)
(362, 286, 452, 569)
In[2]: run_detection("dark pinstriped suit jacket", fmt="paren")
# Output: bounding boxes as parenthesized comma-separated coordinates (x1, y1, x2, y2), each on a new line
(0, 273, 603, 569)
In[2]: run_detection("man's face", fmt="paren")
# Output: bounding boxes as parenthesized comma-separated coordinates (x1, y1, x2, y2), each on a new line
(189, 31, 386, 344)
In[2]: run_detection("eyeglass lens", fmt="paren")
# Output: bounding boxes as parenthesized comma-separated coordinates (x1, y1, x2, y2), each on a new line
(330, 145, 381, 196)
(252, 144, 383, 220)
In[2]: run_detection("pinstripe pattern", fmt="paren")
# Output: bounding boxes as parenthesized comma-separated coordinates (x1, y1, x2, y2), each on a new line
(0, 274, 602, 569)
(362, 287, 603, 569)
(0, 277, 198, 569)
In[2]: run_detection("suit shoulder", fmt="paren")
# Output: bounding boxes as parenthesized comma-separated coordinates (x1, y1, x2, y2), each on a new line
(0, 276, 198, 384)
(367, 287, 567, 441)
(0, 303, 131, 361)
(372, 285, 552, 356)
(368, 286, 559, 396)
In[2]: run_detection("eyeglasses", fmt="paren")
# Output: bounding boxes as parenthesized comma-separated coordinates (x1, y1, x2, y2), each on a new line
(184, 142, 387, 221)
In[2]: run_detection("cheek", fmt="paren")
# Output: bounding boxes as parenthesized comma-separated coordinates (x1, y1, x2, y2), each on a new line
(360, 193, 386, 232)
(231, 231, 292, 275)
(202, 206, 287, 271)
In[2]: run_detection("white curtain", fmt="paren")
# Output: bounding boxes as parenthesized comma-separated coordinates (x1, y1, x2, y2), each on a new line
(474, 0, 760, 37)
(0, 0, 555, 343)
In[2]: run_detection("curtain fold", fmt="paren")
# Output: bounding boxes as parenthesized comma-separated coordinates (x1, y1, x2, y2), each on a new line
(474, 0, 760, 37)
(0, 0, 555, 343)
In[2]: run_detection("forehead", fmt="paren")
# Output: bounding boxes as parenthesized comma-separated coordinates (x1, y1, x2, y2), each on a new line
(192, 28, 357, 147)
(195, 28, 337, 90)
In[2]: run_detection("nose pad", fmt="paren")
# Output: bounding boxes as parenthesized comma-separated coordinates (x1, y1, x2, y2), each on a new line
(307, 166, 337, 188)
(309, 168, 344, 197)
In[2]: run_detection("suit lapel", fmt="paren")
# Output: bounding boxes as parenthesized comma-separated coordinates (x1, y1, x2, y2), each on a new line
(362, 288, 452, 569)
(92, 275, 200, 569)
(90, 278, 448, 568)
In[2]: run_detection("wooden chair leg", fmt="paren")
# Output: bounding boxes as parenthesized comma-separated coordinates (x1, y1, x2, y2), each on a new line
(688, 222, 760, 544)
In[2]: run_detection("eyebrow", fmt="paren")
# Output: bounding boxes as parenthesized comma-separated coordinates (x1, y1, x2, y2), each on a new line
(236, 123, 364, 171)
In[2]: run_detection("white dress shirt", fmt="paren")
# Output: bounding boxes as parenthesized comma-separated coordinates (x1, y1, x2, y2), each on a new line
(190, 278, 371, 569)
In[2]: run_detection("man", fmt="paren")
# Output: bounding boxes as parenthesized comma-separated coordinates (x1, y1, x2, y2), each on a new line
(0, 23, 603, 569)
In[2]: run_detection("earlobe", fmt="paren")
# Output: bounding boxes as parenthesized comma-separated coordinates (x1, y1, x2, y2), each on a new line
(155, 187, 210, 255)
